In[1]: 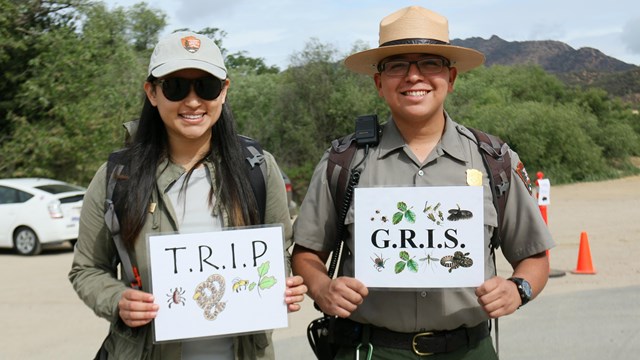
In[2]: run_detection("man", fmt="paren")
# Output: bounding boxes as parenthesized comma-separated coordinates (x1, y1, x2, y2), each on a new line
(292, 5, 554, 359)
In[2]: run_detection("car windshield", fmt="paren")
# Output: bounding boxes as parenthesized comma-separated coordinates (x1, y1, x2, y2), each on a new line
(35, 184, 84, 194)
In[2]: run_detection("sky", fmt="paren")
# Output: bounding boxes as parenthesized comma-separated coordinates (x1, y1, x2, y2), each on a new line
(101, 0, 640, 69)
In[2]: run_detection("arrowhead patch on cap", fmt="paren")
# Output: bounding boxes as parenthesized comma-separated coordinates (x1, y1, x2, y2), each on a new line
(181, 36, 201, 53)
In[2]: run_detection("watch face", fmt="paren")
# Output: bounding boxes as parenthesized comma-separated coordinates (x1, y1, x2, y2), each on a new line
(521, 280, 532, 298)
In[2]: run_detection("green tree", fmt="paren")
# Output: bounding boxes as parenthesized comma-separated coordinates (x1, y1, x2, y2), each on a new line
(0, 0, 88, 138)
(225, 51, 279, 75)
(0, 1, 160, 184)
(127, 2, 167, 52)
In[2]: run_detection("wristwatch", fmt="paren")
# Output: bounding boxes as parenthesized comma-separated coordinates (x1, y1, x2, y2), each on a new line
(508, 277, 532, 308)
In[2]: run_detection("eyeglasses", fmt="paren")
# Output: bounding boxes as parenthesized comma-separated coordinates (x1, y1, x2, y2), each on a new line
(155, 76, 225, 101)
(377, 58, 451, 77)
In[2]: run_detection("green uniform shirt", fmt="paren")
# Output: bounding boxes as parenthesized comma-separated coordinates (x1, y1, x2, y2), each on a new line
(294, 115, 554, 333)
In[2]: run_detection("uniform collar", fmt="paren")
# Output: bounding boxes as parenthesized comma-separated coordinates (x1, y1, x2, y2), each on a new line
(377, 112, 468, 164)
(377, 118, 407, 159)
(439, 112, 468, 163)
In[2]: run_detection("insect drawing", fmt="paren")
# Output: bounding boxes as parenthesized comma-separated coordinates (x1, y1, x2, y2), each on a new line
(447, 204, 474, 221)
(419, 251, 440, 272)
(166, 287, 186, 308)
(371, 253, 389, 272)
(423, 201, 444, 225)
(232, 278, 250, 292)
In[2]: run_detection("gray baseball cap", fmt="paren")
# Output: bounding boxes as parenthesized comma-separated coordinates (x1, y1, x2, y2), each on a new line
(148, 31, 227, 79)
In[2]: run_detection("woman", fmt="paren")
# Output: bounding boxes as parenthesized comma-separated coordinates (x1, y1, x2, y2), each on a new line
(69, 31, 306, 359)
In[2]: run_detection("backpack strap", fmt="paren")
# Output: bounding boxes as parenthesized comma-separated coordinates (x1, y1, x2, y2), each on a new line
(326, 133, 358, 217)
(238, 135, 267, 224)
(105, 150, 141, 290)
(465, 127, 511, 251)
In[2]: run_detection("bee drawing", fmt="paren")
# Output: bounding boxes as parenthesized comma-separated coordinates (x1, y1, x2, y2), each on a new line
(232, 278, 250, 292)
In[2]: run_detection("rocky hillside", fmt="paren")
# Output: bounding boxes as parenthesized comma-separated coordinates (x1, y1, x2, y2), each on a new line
(451, 35, 639, 103)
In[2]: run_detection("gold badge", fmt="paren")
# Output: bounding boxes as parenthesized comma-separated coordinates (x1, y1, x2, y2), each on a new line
(466, 169, 483, 186)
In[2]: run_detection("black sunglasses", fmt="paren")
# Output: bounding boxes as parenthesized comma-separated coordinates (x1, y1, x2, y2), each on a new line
(155, 76, 225, 101)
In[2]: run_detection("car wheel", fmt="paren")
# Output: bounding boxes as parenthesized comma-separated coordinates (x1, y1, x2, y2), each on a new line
(13, 227, 42, 256)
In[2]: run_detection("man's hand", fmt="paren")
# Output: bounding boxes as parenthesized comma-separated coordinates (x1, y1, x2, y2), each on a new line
(475, 276, 521, 318)
(291, 245, 369, 318)
(316, 276, 369, 318)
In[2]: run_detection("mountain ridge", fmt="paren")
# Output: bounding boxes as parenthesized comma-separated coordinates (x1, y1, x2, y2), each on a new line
(452, 35, 637, 73)
(451, 35, 639, 103)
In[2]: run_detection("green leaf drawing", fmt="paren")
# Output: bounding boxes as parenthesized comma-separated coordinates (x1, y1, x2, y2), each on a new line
(392, 212, 403, 225)
(395, 251, 418, 274)
(257, 261, 270, 277)
(250, 261, 277, 297)
(404, 209, 416, 223)
(407, 259, 419, 272)
(397, 201, 408, 212)
(259, 276, 277, 289)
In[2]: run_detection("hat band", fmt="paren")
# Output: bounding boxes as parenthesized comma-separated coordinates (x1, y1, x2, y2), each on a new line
(380, 38, 449, 47)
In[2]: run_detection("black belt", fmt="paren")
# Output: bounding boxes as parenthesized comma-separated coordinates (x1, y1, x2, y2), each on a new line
(332, 318, 490, 356)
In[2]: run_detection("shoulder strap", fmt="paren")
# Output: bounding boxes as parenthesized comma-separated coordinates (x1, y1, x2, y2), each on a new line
(238, 135, 267, 224)
(326, 133, 358, 217)
(324, 114, 379, 277)
(105, 150, 141, 290)
(466, 127, 511, 250)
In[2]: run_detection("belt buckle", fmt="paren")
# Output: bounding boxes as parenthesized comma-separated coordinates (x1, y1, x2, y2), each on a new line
(412, 332, 434, 356)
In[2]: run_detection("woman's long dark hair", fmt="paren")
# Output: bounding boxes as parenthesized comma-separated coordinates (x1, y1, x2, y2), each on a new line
(114, 81, 260, 249)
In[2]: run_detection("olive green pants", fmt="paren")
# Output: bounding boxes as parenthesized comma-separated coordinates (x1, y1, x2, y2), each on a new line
(333, 336, 498, 360)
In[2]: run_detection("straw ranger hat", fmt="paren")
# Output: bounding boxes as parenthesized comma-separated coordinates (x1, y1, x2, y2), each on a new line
(344, 6, 485, 75)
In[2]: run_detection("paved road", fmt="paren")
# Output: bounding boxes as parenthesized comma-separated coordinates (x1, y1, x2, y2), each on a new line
(274, 285, 640, 359)
(1, 175, 639, 359)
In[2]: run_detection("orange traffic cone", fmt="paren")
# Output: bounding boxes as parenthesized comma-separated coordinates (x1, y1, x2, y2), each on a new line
(572, 231, 596, 274)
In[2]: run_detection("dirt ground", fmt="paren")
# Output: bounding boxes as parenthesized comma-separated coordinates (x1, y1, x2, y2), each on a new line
(1, 175, 639, 359)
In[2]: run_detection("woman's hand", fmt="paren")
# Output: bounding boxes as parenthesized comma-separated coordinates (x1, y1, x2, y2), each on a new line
(118, 289, 159, 327)
(284, 275, 307, 313)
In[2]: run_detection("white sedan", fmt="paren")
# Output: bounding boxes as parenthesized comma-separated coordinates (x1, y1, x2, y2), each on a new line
(0, 178, 85, 255)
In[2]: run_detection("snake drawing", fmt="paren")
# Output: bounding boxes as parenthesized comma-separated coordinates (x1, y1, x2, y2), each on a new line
(440, 251, 474, 273)
(193, 274, 227, 321)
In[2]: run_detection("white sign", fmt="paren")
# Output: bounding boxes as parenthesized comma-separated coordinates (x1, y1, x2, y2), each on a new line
(148, 226, 288, 342)
(354, 186, 484, 289)
(537, 178, 551, 205)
